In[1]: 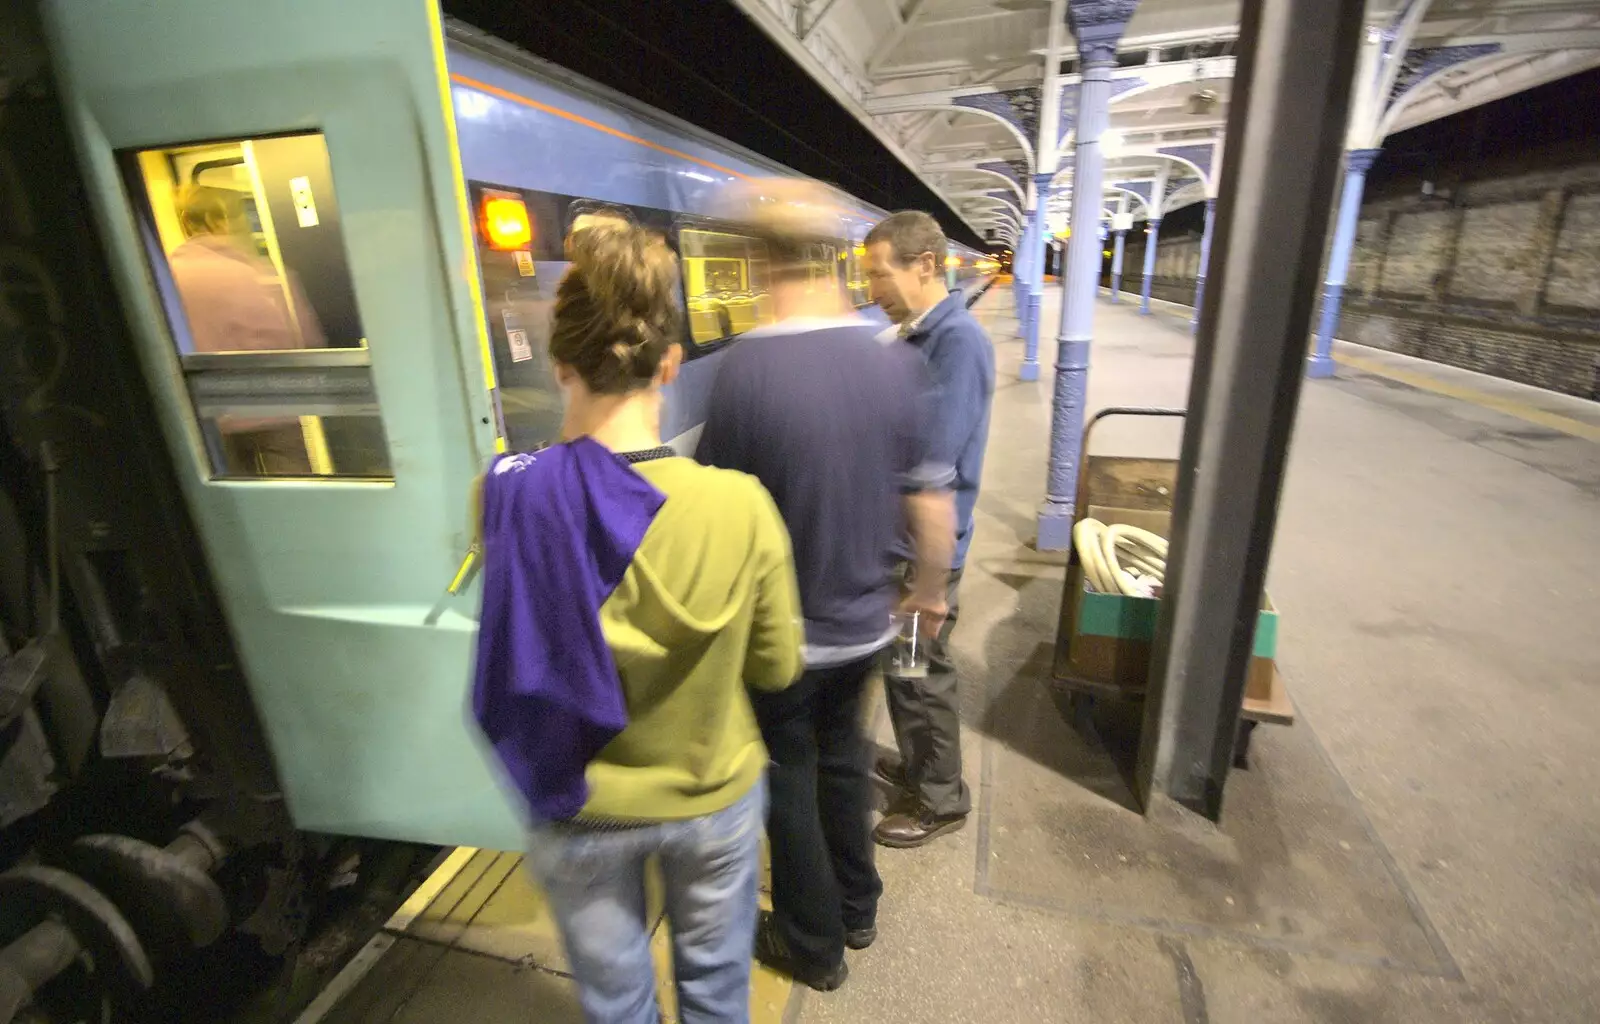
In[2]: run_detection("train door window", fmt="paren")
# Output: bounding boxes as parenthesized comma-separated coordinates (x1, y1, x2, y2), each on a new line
(127, 132, 391, 480)
(678, 228, 776, 345)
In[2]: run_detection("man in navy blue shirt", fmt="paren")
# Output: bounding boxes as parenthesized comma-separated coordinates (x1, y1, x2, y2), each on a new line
(864, 211, 996, 849)
(698, 181, 956, 991)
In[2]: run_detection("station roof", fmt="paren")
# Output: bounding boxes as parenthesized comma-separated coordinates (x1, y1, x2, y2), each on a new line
(730, 0, 1600, 242)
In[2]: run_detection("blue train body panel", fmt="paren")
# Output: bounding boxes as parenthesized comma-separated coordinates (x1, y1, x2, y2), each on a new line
(444, 40, 989, 449)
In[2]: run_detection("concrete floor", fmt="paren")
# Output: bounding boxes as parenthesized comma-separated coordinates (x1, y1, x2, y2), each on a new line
(316, 285, 1600, 1024)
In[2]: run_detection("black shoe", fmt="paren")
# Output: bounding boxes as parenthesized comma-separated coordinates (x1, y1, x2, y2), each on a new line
(872, 808, 968, 849)
(845, 924, 877, 950)
(754, 911, 848, 991)
(873, 754, 908, 791)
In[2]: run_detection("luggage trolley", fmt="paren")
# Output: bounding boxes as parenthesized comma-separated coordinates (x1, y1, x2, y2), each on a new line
(1050, 408, 1293, 768)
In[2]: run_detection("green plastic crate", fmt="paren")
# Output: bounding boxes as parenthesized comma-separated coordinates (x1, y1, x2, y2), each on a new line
(1076, 585, 1278, 661)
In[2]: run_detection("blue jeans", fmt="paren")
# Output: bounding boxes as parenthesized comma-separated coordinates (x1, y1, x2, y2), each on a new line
(525, 779, 764, 1024)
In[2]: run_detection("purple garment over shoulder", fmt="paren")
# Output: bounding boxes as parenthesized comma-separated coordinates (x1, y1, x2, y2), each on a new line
(471, 437, 666, 820)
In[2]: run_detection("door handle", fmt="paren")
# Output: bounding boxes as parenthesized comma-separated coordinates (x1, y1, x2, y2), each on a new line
(447, 544, 482, 595)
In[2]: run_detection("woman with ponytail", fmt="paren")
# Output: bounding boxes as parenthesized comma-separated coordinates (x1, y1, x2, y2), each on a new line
(472, 224, 802, 1023)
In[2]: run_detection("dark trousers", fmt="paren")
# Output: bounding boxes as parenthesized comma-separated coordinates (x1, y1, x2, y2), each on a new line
(886, 565, 971, 817)
(750, 656, 882, 971)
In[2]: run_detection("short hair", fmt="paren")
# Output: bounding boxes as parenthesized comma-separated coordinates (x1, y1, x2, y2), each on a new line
(864, 211, 947, 269)
(727, 178, 847, 281)
(177, 185, 244, 238)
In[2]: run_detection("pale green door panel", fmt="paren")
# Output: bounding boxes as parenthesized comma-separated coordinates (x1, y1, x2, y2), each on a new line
(43, 0, 524, 849)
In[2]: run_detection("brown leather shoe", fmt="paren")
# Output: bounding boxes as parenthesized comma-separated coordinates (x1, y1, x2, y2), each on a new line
(873, 808, 967, 848)
(873, 754, 908, 791)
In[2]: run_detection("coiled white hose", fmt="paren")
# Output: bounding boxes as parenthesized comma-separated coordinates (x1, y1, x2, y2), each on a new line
(1073, 519, 1169, 597)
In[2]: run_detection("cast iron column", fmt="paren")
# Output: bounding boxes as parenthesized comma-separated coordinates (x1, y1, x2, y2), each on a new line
(1139, 217, 1161, 314)
(1189, 198, 1217, 330)
(1109, 226, 1127, 302)
(1307, 148, 1380, 377)
(1021, 173, 1053, 379)
(1037, 3, 1134, 550)
(1015, 186, 1036, 342)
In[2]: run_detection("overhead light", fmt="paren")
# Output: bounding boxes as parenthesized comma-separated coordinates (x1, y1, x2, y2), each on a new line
(1099, 130, 1124, 158)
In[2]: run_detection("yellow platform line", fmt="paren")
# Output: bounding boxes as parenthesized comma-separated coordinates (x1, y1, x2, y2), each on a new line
(385, 845, 481, 931)
(1117, 290, 1600, 445)
(1333, 351, 1600, 444)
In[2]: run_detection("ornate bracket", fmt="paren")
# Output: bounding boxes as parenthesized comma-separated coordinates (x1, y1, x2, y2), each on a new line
(1388, 44, 1502, 109)
(1156, 143, 1217, 183)
(953, 87, 1044, 149)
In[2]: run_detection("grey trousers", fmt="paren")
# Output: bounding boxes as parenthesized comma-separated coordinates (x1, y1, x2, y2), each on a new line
(885, 566, 971, 818)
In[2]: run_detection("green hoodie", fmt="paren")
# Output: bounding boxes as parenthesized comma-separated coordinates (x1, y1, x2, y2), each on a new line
(583, 456, 802, 821)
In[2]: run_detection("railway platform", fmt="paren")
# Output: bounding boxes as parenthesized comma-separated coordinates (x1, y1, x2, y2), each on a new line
(307, 285, 1600, 1024)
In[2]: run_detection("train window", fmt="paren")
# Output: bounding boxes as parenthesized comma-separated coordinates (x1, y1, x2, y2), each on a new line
(845, 242, 870, 307)
(678, 228, 777, 345)
(128, 133, 392, 480)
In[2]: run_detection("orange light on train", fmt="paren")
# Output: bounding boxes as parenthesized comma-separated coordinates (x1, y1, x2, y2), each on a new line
(481, 195, 532, 251)
(945, 255, 961, 269)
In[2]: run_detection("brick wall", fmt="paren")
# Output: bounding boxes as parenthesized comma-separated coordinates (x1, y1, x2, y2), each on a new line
(1116, 165, 1600, 399)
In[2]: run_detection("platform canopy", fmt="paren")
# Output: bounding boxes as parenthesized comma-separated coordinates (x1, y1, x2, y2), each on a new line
(730, 0, 1600, 241)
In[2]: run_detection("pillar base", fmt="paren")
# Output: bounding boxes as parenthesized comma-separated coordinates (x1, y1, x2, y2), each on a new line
(1018, 359, 1041, 382)
(1306, 353, 1337, 379)
(1036, 502, 1076, 552)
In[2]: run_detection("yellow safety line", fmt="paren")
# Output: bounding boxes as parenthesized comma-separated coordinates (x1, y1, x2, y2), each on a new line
(425, 0, 507, 455)
(385, 845, 480, 932)
(1334, 351, 1600, 444)
(1133, 292, 1600, 446)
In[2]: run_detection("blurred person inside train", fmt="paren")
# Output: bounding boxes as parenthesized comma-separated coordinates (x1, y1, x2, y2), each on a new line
(696, 179, 956, 991)
(167, 183, 327, 474)
(863, 210, 996, 849)
(470, 222, 803, 1024)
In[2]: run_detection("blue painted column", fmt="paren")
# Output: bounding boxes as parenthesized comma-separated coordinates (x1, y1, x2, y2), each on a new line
(1189, 198, 1217, 331)
(1308, 148, 1380, 378)
(1038, 12, 1128, 551)
(1109, 228, 1127, 302)
(1139, 217, 1161, 315)
(1020, 173, 1052, 381)
(1014, 196, 1035, 343)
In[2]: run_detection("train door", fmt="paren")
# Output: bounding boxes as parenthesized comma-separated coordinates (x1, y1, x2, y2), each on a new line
(41, 0, 526, 848)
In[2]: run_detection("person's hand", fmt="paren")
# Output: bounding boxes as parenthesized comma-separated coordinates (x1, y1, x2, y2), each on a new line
(898, 591, 948, 641)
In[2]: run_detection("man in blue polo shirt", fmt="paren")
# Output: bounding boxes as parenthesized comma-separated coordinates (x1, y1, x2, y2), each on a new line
(864, 210, 995, 849)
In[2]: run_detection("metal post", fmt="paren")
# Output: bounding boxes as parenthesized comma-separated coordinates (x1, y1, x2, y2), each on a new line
(1308, 148, 1379, 377)
(1015, 189, 1036, 343)
(1135, 0, 1365, 818)
(1038, 4, 1131, 551)
(1109, 228, 1127, 301)
(1023, 173, 1052, 378)
(1189, 198, 1217, 330)
(1140, 217, 1161, 314)
(1024, 0, 1068, 383)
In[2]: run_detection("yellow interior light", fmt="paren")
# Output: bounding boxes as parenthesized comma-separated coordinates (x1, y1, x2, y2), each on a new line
(945, 255, 961, 269)
(482, 194, 532, 251)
